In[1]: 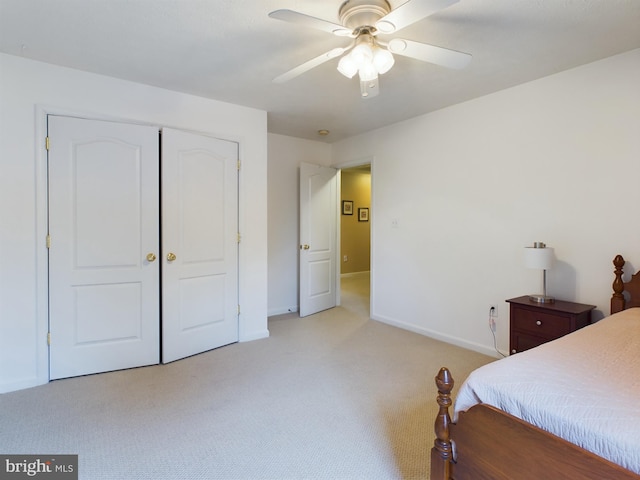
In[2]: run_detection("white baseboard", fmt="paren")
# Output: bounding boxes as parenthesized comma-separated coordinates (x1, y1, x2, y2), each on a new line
(267, 306, 299, 317)
(371, 312, 504, 359)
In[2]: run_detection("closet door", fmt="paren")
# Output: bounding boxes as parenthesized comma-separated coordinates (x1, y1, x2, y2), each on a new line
(48, 116, 160, 379)
(161, 128, 239, 363)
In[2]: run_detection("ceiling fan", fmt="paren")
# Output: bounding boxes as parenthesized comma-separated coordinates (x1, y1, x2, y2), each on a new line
(269, 0, 472, 98)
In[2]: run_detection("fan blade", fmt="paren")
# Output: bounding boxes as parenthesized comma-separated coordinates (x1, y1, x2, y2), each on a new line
(375, 0, 459, 34)
(387, 38, 471, 69)
(269, 9, 352, 36)
(273, 47, 349, 84)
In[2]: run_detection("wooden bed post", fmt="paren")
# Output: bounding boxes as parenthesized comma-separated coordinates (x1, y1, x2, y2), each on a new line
(611, 254, 625, 314)
(431, 367, 454, 480)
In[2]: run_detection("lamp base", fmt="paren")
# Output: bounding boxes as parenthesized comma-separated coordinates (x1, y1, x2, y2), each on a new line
(528, 294, 555, 304)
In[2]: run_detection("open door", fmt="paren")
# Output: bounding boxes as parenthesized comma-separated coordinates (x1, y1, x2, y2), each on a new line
(299, 162, 338, 317)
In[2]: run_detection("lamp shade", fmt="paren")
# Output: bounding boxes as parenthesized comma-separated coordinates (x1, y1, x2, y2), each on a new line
(524, 243, 554, 270)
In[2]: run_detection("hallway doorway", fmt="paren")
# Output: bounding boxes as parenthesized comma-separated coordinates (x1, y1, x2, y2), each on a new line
(340, 164, 371, 315)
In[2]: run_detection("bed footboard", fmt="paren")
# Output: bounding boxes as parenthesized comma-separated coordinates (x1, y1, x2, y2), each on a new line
(431, 367, 640, 480)
(430, 367, 454, 480)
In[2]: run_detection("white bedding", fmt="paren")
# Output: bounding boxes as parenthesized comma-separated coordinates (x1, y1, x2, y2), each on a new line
(454, 307, 640, 475)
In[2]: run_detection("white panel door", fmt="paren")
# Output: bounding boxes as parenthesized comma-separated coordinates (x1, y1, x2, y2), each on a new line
(161, 128, 239, 363)
(299, 162, 338, 317)
(48, 116, 160, 380)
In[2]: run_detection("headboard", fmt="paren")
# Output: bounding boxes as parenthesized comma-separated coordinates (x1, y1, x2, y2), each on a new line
(611, 254, 640, 314)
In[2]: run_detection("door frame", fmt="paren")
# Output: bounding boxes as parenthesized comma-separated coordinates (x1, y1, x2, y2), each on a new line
(34, 106, 245, 387)
(334, 156, 374, 314)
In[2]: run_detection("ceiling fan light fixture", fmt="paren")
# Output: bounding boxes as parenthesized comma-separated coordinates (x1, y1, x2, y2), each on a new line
(351, 42, 373, 65)
(358, 63, 378, 82)
(360, 76, 379, 98)
(337, 54, 358, 78)
(372, 47, 394, 74)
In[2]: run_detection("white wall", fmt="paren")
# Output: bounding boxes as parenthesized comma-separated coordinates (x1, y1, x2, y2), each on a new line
(0, 53, 269, 393)
(267, 133, 332, 315)
(332, 49, 640, 357)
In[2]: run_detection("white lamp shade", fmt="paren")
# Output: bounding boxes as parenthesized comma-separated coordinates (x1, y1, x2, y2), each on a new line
(351, 43, 373, 65)
(524, 245, 555, 270)
(358, 63, 378, 82)
(337, 54, 358, 78)
(373, 48, 394, 74)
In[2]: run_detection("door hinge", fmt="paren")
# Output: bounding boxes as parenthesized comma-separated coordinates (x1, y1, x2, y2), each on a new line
(237, 305, 241, 315)
(237, 233, 241, 243)
(46, 234, 51, 249)
(45, 136, 50, 151)
(47, 332, 51, 346)
(237, 160, 241, 171)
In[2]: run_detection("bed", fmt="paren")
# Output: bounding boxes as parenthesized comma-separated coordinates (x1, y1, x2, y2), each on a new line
(431, 254, 640, 480)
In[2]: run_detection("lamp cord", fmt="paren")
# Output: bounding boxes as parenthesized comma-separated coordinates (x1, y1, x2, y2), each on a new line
(490, 313, 507, 358)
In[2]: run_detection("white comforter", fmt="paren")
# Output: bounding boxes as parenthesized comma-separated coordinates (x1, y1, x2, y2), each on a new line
(454, 307, 640, 475)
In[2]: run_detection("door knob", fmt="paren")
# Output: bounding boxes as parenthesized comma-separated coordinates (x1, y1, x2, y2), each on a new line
(146, 253, 157, 262)
(167, 252, 177, 261)
(300, 244, 310, 250)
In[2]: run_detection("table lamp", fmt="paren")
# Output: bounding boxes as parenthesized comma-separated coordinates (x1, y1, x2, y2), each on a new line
(524, 242, 555, 303)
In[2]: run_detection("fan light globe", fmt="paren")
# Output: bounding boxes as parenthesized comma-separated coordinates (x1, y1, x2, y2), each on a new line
(337, 54, 358, 78)
(358, 63, 378, 82)
(351, 43, 373, 65)
(373, 48, 394, 74)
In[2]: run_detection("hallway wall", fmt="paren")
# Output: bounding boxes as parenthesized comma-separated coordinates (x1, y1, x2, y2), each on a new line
(341, 169, 371, 274)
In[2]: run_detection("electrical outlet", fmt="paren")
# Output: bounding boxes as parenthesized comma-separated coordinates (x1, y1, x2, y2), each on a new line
(343, 255, 348, 262)
(489, 305, 498, 317)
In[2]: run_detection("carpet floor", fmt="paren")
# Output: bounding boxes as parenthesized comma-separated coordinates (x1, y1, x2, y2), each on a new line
(0, 272, 494, 479)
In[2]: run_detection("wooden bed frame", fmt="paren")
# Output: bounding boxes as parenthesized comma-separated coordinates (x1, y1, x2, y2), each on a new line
(431, 254, 640, 480)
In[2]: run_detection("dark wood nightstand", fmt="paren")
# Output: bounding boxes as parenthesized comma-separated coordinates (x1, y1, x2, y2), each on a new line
(506, 296, 596, 354)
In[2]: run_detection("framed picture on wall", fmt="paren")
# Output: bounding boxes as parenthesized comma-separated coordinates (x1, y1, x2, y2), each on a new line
(342, 200, 353, 215)
(358, 208, 369, 222)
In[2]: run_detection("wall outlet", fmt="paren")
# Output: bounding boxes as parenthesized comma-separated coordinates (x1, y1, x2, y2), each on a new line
(489, 305, 498, 317)
(343, 255, 348, 262)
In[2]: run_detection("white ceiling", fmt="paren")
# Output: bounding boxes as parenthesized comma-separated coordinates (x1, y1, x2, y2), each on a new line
(1, 0, 639, 143)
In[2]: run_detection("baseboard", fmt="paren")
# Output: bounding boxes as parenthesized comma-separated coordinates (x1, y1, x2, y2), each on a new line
(267, 306, 298, 317)
(0, 376, 47, 394)
(340, 271, 370, 278)
(370, 312, 503, 359)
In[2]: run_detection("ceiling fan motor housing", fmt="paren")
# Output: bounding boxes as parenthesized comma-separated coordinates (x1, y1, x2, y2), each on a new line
(339, 0, 391, 32)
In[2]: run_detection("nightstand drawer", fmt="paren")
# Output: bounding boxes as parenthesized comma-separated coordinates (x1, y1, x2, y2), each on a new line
(510, 307, 572, 338)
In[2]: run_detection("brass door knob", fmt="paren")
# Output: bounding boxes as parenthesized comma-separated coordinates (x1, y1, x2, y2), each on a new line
(300, 244, 310, 250)
(146, 253, 157, 262)
(167, 252, 177, 261)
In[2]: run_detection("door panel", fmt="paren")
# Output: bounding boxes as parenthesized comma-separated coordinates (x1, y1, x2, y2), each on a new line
(48, 116, 160, 380)
(299, 162, 338, 317)
(161, 128, 239, 363)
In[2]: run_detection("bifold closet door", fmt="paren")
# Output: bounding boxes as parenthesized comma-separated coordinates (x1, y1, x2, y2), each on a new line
(161, 128, 239, 363)
(48, 116, 160, 380)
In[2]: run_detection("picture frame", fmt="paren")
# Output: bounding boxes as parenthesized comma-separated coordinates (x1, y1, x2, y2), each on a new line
(342, 200, 353, 215)
(358, 207, 369, 222)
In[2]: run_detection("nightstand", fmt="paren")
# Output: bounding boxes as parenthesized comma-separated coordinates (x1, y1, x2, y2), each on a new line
(506, 296, 596, 354)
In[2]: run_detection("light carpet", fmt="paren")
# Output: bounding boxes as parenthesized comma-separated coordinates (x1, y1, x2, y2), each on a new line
(0, 272, 494, 479)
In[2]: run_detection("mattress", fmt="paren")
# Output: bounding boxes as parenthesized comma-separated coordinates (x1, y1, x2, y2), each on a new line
(454, 307, 640, 474)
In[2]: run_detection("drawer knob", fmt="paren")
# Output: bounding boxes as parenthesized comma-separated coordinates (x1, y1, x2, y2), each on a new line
(536, 320, 542, 326)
